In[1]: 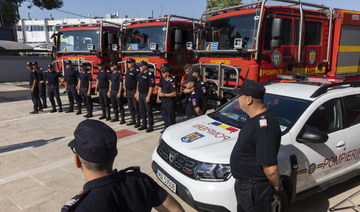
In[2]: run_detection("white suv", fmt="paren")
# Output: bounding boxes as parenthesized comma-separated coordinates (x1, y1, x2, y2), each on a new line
(151, 77, 360, 212)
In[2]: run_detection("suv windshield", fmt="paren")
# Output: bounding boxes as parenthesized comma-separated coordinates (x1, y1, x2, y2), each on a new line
(59, 30, 99, 52)
(203, 13, 258, 50)
(210, 94, 312, 135)
(124, 25, 166, 51)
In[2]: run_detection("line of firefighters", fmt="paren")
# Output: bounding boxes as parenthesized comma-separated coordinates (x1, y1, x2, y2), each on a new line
(27, 59, 208, 133)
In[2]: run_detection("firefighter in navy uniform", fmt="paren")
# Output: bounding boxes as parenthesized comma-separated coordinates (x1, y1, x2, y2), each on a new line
(157, 66, 177, 132)
(230, 80, 283, 212)
(62, 119, 185, 212)
(124, 58, 140, 127)
(191, 67, 207, 114)
(135, 61, 155, 133)
(109, 61, 125, 124)
(60, 60, 82, 114)
(94, 61, 111, 120)
(33, 61, 48, 109)
(28, 61, 40, 114)
(77, 62, 93, 118)
(44, 64, 62, 113)
(184, 75, 202, 118)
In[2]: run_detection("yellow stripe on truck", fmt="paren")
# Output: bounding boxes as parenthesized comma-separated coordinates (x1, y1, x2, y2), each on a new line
(338, 46, 360, 52)
(336, 66, 360, 73)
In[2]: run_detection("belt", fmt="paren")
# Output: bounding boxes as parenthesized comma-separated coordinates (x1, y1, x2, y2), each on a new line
(235, 178, 269, 184)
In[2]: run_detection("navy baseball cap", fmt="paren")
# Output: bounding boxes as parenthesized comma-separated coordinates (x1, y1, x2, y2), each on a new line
(68, 120, 118, 163)
(110, 61, 118, 67)
(48, 64, 53, 68)
(32, 61, 38, 65)
(139, 60, 148, 67)
(97, 61, 104, 66)
(27, 61, 32, 66)
(184, 75, 197, 84)
(65, 60, 72, 64)
(161, 66, 170, 73)
(232, 80, 266, 99)
(127, 58, 135, 63)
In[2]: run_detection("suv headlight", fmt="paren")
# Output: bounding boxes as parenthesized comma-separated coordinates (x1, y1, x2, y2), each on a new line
(194, 162, 232, 181)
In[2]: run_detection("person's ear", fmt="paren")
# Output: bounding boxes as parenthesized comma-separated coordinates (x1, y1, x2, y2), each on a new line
(74, 155, 82, 168)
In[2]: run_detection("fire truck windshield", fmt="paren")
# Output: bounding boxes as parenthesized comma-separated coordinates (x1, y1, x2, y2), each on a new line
(204, 13, 258, 50)
(59, 30, 99, 52)
(124, 25, 165, 51)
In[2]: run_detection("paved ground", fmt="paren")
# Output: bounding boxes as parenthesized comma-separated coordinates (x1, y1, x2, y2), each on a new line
(0, 82, 359, 212)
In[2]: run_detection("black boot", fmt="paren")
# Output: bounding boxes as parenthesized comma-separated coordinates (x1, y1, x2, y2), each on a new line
(99, 112, 106, 120)
(138, 124, 147, 131)
(146, 125, 153, 133)
(30, 110, 39, 114)
(65, 108, 74, 113)
(106, 110, 111, 121)
(43, 104, 48, 109)
(58, 106, 63, 112)
(50, 107, 56, 113)
(120, 116, 125, 125)
(134, 118, 141, 128)
(84, 113, 93, 118)
(126, 117, 135, 126)
(76, 110, 82, 115)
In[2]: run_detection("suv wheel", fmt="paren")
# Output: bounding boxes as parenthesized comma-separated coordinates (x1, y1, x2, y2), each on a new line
(271, 190, 288, 212)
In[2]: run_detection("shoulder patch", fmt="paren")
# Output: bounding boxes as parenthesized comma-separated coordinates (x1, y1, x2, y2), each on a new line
(259, 118, 267, 128)
(61, 189, 89, 212)
(192, 99, 197, 106)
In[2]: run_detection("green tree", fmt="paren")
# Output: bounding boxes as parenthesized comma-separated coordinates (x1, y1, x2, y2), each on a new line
(206, 0, 242, 11)
(0, 0, 63, 27)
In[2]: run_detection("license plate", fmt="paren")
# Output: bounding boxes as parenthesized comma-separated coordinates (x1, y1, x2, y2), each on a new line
(156, 169, 176, 193)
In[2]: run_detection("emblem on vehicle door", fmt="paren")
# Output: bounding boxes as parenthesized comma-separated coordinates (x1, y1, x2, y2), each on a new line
(169, 151, 178, 163)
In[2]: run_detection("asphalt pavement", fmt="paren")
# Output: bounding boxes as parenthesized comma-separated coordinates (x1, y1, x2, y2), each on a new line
(0, 82, 359, 212)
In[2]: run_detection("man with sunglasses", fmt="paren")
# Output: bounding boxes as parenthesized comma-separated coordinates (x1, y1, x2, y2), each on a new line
(62, 120, 184, 212)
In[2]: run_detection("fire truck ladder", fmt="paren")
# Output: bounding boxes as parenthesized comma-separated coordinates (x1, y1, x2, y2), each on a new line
(193, 62, 240, 100)
(329, 190, 360, 212)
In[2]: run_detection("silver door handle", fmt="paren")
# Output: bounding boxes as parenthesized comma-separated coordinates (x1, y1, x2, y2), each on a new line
(336, 141, 345, 148)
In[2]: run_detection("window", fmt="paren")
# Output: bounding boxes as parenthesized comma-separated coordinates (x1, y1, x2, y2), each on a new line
(344, 94, 360, 127)
(264, 17, 292, 50)
(304, 99, 342, 134)
(47, 26, 54, 31)
(170, 28, 190, 50)
(59, 30, 99, 52)
(294, 20, 322, 45)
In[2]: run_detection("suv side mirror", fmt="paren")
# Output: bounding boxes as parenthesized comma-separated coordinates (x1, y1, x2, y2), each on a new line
(296, 128, 328, 143)
(270, 18, 282, 49)
(175, 29, 183, 51)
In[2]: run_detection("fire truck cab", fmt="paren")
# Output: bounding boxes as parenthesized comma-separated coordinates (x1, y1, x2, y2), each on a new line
(190, 0, 360, 106)
(49, 20, 122, 88)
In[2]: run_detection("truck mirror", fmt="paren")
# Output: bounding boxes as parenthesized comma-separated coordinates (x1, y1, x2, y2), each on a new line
(186, 42, 193, 50)
(296, 128, 328, 144)
(87, 44, 95, 51)
(271, 18, 282, 38)
(317, 62, 323, 71)
(234, 38, 243, 50)
(112, 44, 118, 51)
(175, 29, 183, 51)
(150, 43, 158, 51)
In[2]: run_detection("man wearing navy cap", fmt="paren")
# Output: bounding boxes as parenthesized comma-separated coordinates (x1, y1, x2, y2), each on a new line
(124, 58, 140, 127)
(157, 66, 177, 132)
(77, 62, 93, 118)
(44, 64, 62, 113)
(95, 61, 111, 120)
(33, 61, 48, 109)
(184, 75, 202, 118)
(109, 61, 125, 124)
(27, 61, 40, 114)
(230, 80, 283, 212)
(60, 60, 82, 114)
(62, 120, 185, 212)
(135, 61, 155, 132)
(190, 67, 207, 114)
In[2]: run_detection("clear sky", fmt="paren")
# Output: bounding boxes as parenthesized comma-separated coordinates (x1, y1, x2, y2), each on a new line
(18, 0, 360, 21)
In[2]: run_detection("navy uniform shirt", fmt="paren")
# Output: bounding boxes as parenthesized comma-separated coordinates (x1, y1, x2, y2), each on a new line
(65, 68, 79, 86)
(29, 70, 38, 87)
(230, 110, 281, 181)
(138, 71, 155, 94)
(110, 71, 123, 91)
(159, 75, 177, 95)
(61, 169, 168, 212)
(186, 89, 203, 117)
(125, 68, 140, 90)
(36, 68, 46, 83)
(97, 70, 110, 90)
(79, 72, 92, 89)
(196, 80, 207, 97)
(45, 71, 62, 86)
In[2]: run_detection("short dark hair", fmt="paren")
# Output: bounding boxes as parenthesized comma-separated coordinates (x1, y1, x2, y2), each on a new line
(79, 156, 114, 172)
(184, 63, 192, 71)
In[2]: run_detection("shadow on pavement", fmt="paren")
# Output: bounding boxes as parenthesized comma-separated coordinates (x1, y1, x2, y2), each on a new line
(0, 136, 65, 154)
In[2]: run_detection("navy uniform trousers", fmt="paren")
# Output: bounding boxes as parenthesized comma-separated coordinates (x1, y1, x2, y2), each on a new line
(161, 98, 176, 128)
(67, 84, 81, 111)
(98, 88, 110, 115)
(126, 89, 140, 120)
(110, 90, 125, 119)
(80, 88, 93, 115)
(47, 85, 62, 109)
(31, 89, 40, 111)
(139, 93, 153, 126)
(39, 83, 47, 106)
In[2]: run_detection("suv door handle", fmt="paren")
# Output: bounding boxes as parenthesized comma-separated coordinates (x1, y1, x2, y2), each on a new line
(336, 141, 345, 149)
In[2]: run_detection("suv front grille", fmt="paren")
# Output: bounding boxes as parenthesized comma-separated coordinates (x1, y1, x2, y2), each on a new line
(157, 139, 198, 179)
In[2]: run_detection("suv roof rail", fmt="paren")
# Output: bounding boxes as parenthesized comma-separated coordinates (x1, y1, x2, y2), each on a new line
(311, 81, 360, 98)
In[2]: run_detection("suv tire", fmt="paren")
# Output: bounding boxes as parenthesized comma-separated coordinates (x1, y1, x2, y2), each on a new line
(272, 190, 288, 212)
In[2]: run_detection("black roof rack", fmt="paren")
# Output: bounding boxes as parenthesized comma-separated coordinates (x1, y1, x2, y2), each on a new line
(310, 81, 360, 98)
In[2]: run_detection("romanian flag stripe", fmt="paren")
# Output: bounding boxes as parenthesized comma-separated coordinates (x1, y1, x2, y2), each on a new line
(211, 122, 239, 132)
(297, 169, 307, 175)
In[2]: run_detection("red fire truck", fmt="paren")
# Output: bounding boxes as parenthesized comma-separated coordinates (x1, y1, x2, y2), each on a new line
(119, 15, 199, 93)
(190, 0, 360, 106)
(49, 20, 122, 89)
